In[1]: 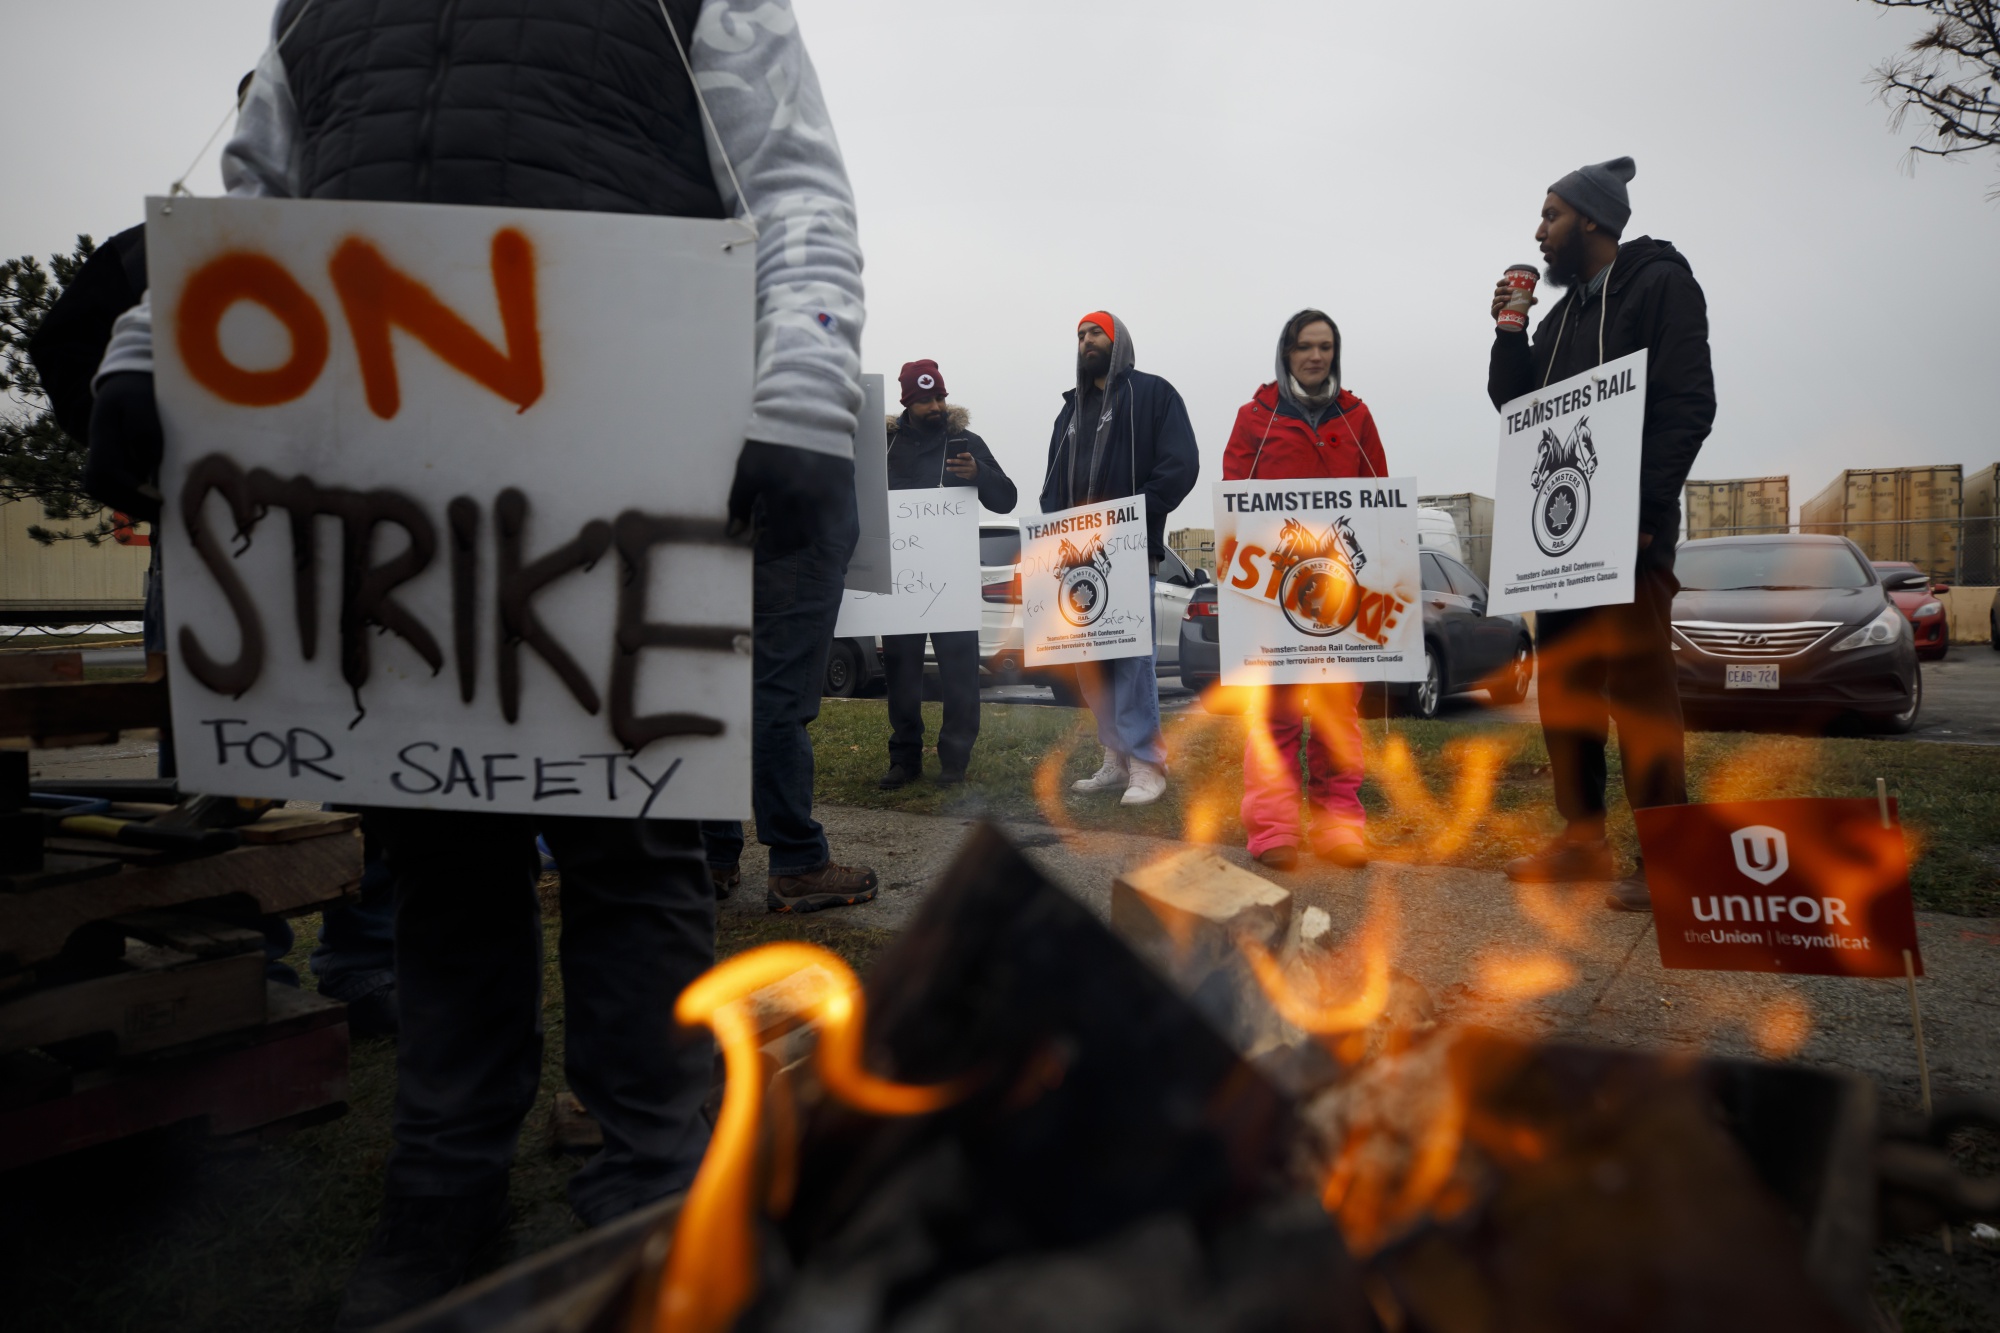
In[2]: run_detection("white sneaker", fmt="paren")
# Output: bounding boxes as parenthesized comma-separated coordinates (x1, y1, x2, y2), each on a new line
(1071, 750, 1129, 793)
(1120, 759, 1167, 806)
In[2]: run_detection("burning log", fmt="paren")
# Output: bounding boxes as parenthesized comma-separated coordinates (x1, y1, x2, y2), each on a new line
(1301, 1030, 1876, 1331)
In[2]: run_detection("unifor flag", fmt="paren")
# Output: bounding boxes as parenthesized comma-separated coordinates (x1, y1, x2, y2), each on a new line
(1635, 797, 1921, 978)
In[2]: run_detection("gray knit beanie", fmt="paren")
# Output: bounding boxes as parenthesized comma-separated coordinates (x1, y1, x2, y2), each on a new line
(1549, 156, 1636, 235)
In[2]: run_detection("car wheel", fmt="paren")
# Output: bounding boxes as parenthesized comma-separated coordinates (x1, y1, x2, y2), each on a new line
(824, 639, 864, 698)
(1873, 664, 1923, 734)
(1047, 669, 1083, 708)
(1491, 636, 1534, 704)
(1404, 644, 1444, 720)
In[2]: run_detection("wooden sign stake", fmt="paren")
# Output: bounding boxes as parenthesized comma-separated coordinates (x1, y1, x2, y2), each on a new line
(1883, 776, 1953, 1257)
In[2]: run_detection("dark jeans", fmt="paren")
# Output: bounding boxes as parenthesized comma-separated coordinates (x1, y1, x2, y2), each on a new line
(1534, 560, 1688, 835)
(310, 815, 396, 1001)
(701, 496, 859, 876)
(370, 808, 715, 1227)
(883, 629, 981, 776)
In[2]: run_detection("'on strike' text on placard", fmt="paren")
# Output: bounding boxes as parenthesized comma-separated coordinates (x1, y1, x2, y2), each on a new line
(149, 196, 755, 819)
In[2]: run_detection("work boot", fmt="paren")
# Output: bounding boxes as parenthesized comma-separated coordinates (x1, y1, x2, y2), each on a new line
(1121, 759, 1168, 806)
(344, 983, 400, 1040)
(1504, 836, 1616, 883)
(1071, 750, 1129, 793)
(334, 1184, 510, 1331)
(709, 863, 741, 900)
(1605, 860, 1654, 912)
(878, 764, 919, 791)
(768, 862, 879, 914)
(1256, 845, 1299, 872)
(935, 768, 966, 787)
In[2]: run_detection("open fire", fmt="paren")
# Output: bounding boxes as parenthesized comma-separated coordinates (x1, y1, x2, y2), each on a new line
(626, 826, 1900, 1333)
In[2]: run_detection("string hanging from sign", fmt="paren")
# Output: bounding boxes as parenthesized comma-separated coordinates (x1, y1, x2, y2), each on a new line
(653, 0, 756, 241)
(166, 0, 321, 199)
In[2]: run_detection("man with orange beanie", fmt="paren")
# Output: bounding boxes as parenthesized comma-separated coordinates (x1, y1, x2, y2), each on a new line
(1039, 312, 1199, 805)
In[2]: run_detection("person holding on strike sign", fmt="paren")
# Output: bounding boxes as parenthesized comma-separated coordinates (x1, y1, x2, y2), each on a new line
(1221, 309, 1386, 871)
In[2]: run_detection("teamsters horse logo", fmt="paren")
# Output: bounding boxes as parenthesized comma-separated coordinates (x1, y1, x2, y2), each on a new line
(1274, 516, 1366, 638)
(1528, 417, 1599, 557)
(1054, 534, 1115, 628)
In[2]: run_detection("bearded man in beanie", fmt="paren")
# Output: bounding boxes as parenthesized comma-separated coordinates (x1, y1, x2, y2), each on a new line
(88, 2, 872, 1324)
(1487, 156, 1715, 913)
(877, 360, 1017, 788)
(1041, 313, 1199, 806)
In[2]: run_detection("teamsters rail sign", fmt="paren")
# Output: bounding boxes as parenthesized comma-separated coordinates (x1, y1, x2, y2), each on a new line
(1019, 500, 1152, 666)
(147, 196, 755, 819)
(1212, 479, 1423, 686)
(1489, 350, 1645, 615)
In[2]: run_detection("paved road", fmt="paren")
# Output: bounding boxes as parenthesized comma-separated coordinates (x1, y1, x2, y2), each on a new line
(1905, 646, 2000, 746)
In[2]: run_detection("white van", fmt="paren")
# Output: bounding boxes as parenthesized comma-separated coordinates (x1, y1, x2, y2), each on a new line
(1417, 507, 1465, 564)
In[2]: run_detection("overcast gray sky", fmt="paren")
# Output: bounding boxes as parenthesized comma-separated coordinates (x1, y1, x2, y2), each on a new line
(7, 0, 1996, 536)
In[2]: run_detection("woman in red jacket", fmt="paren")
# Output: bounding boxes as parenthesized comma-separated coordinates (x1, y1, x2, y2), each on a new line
(1222, 309, 1387, 870)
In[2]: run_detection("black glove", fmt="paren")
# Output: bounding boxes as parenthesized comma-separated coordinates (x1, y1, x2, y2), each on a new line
(726, 440, 855, 556)
(84, 371, 165, 523)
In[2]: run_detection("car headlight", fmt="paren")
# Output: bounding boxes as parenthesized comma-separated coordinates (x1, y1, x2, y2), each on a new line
(1829, 605, 1907, 652)
(1914, 602, 1943, 619)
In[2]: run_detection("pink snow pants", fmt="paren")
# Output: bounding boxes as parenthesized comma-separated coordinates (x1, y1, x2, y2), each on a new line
(1240, 683, 1366, 857)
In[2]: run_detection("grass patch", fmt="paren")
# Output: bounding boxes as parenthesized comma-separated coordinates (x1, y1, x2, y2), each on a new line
(811, 699, 2000, 916)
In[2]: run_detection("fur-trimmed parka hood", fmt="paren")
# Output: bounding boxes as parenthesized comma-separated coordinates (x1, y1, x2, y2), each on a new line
(887, 405, 971, 438)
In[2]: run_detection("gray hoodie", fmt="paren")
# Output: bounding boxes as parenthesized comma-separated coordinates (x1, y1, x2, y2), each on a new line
(1066, 313, 1137, 506)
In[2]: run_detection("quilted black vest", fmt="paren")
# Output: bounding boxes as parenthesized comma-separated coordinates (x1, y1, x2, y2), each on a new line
(275, 0, 726, 218)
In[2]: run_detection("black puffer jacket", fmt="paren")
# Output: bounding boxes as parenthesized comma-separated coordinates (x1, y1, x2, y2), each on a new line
(276, 0, 723, 217)
(885, 407, 1016, 513)
(1488, 237, 1715, 565)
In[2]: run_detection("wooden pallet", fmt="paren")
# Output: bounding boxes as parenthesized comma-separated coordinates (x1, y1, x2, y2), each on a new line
(0, 815, 362, 974)
(0, 939, 266, 1057)
(0, 983, 349, 1172)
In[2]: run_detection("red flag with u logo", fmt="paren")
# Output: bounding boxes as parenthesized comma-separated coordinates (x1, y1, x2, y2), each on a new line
(1634, 797, 1921, 978)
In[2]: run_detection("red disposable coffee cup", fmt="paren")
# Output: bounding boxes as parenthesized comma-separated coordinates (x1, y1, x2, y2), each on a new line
(1497, 264, 1539, 332)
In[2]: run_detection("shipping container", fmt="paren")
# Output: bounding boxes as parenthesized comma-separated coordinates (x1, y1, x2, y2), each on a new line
(1415, 492, 1494, 583)
(1683, 476, 1790, 541)
(1963, 463, 1999, 586)
(0, 501, 149, 623)
(1166, 527, 1215, 574)
(1800, 466, 1962, 581)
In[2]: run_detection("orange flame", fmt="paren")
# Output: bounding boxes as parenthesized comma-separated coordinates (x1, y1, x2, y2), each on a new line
(657, 944, 967, 1333)
(1471, 949, 1579, 1003)
(1752, 992, 1813, 1059)
(1313, 1036, 1473, 1255)
(1241, 894, 1398, 1037)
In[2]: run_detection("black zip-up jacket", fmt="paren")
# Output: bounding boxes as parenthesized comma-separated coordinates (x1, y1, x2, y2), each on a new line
(1488, 237, 1715, 568)
(885, 406, 1017, 513)
(1040, 369, 1200, 562)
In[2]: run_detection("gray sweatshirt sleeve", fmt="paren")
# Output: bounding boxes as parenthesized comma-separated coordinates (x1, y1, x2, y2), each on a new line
(93, 26, 295, 387)
(693, 0, 866, 459)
